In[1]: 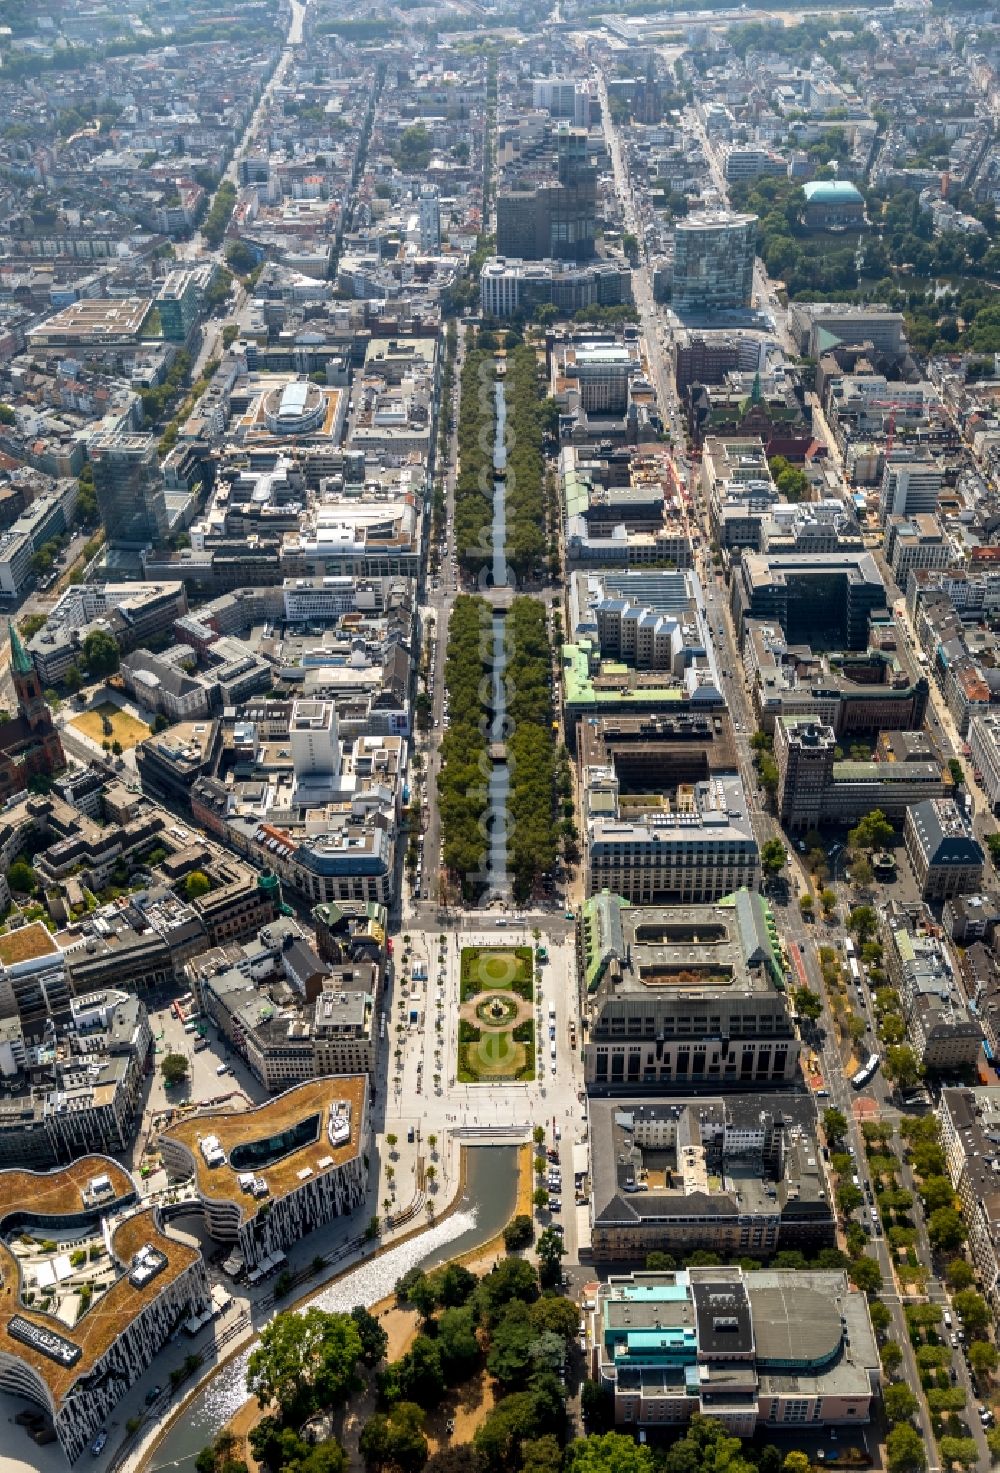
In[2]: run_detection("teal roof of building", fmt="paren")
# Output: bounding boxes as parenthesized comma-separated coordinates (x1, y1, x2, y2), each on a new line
(803, 180, 863, 204)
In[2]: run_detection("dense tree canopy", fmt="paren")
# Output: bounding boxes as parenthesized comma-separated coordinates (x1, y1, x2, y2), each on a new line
(506, 597, 557, 900)
(454, 344, 493, 570)
(160, 1051, 188, 1086)
(360, 1403, 428, 1473)
(565, 1434, 654, 1473)
(246, 1309, 363, 1425)
(503, 346, 547, 581)
(82, 628, 119, 676)
(437, 595, 490, 893)
(849, 810, 894, 853)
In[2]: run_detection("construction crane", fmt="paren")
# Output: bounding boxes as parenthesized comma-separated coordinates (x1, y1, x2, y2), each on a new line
(857, 395, 946, 456)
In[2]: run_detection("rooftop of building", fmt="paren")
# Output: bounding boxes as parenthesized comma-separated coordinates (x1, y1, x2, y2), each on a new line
(941, 1085, 1000, 1227)
(907, 797, 984, 866)
(562, 643, 687, 711)
(140, 719, 219, 772)
(585, 772, 754, 847)
(745, 621, 922, 702)
(590, 1092, 829, 1232)
(802, 180, 864, 204)
(578, 711, 737, 773)
(160, 1075, 366, 1221)
(0, 922, 60, 968)
(742, 548, 885, 589)
(676, 209, 756, 231)
(599, 1267, 879, 1390)
(581, 889, 782, 999)
(0, 1158, 199, 1404)
(27, 298, 152, 343)
(363, 337, 437, 370)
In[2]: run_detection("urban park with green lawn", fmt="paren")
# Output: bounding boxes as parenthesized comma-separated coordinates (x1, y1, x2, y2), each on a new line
(457, 945, 535, 1083)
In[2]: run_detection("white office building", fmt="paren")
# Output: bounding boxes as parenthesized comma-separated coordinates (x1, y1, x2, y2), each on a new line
(880, 453, 943, 519)
(290, 699, 340, 780)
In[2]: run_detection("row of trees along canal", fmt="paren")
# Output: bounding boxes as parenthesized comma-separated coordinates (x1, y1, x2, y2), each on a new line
(454, 335, 549, 582)
(438, 593, 556, 904)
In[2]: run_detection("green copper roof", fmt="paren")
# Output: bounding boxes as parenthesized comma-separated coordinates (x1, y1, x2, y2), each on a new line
(803, 180, 863, 204)
(8, 621, 32, 677)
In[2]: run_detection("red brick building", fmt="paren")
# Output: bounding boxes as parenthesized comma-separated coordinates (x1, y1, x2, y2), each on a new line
(0, 623, 64, 800)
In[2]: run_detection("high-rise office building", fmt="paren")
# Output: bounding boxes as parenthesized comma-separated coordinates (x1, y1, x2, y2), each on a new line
(496, 125, 596, 262)
(155, 270, 200, 343)
(531, 78, 579, 119)
(671, 210, 756, 317)
(89, 432, 169, 548)
(880, 452, 944, 519)
(418, 189, 440, 252)
(732, 550, 887, 650)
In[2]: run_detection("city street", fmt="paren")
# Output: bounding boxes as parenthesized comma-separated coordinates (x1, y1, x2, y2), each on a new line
(791, 912, 990, 1473)
(175, 0, 306, 266)
(590, 73, 999, 1468)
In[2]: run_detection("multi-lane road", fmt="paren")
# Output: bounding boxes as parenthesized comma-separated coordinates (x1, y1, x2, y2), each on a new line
(175, 0, 307, 266)
(790, 907, 991, 1473)
(599, 65, 779, 850)
(595, 65, 997, 1468)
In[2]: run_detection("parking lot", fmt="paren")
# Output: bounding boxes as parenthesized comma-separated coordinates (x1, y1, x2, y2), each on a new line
(144, 998, 268, 1118)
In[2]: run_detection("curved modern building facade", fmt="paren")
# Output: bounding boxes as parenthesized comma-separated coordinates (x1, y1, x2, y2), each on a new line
(0, 1156, 208, 1462)
(671, 211, 756, 317)
(261, 380, 326, 435)
(158, 1076, 369, 1272)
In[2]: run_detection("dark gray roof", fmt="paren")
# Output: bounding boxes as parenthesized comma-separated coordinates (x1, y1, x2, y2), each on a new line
(123, 649, 202, 701)
(589, 1093, 829, 1229)
(748, 1282, 842, 1367)
(692, 1278, 753, 1355)
(908, 798, 984, 867)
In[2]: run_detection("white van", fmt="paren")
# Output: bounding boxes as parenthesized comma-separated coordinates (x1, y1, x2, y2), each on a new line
(550, 1043, 557, 1061)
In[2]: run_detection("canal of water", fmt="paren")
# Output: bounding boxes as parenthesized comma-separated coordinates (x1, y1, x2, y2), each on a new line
(146, 1146, 519, 1470)
(485, 370, 510, 902)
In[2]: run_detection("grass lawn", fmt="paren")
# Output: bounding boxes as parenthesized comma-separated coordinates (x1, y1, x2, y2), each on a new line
(458, 1036, 534, 1084)
(71, 701, 150, 750)
(460, 945, 533, 1002)
(458, 947, 535, 1082)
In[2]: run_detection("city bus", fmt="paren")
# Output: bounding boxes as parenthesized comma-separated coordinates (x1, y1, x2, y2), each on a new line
(851, 1053, 880, 1090)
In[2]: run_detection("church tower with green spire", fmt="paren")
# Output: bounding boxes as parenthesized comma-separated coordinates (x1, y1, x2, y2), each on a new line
(0, 622, 63, 797)
(9, 620, 32, 676)
(9, 621, 48, 731)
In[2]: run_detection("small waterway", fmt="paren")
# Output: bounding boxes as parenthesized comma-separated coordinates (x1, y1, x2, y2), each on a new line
(484, 371, 510, 903)
(491, 377, 507, 590)
(147, 1146, 519, 1470)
